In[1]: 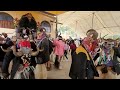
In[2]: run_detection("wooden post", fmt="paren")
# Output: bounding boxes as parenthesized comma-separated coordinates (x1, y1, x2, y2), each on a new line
(56, 16, 58, 38)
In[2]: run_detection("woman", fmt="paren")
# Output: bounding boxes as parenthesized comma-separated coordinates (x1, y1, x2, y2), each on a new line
(53, 36, 65, 69)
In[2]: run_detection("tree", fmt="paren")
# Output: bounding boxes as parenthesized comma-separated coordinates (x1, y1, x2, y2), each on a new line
(58, 26, 76, 38)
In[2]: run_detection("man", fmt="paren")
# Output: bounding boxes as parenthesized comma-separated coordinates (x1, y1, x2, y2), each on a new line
(34, 28, 50, 79)
(46, 34, 54, 71)
(69, 29, 99, 79)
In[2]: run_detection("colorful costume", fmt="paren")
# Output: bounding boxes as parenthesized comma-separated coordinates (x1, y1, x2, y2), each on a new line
(69, 29, 99, 79)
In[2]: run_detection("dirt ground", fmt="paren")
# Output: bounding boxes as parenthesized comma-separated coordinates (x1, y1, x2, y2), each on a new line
(47, 60, 71, 79)
(47, 54, 120, 79)
(1, 53, 120, 79)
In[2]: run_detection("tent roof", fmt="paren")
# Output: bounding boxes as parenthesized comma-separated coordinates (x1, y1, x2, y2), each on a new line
(57, 11, 120, 39)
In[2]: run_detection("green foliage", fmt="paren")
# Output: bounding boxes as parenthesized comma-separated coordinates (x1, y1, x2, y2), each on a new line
(58, 26, 76, 38)
(105, 35, 120, 40)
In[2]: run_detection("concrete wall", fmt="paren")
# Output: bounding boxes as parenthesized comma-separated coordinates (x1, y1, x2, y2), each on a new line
(0, 11, 56, 38)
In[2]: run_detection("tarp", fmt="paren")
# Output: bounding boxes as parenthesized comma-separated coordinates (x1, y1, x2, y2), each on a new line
(57, 11, 120, 39)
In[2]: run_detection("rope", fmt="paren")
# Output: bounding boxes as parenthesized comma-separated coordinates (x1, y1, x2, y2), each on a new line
(76, 11, 97, 22)
(77, 21, 87, 34)
(83, 18, 92, 29)
(92, 12, 95, 29)
(94, 13, 113, 34)
(75, 21, 77, 32)
(61, 11, 76, 24)
(108, 11, 120, 30)
(96, 25, 120, 30)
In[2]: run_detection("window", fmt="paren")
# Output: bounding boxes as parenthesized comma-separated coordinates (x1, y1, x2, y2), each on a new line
(0, 12, 14, 29)
(41, 21, 51, 33)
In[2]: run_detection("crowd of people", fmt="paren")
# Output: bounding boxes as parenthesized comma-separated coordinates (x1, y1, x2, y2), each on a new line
(69, 29, 120, 79)
(0, 13, 73, 79)
(0, 13, 120, 79)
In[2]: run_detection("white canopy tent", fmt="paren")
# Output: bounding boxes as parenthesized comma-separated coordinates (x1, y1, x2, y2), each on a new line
(57, 11, 120, 39)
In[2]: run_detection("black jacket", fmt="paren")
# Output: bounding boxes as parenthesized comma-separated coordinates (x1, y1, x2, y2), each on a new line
(69, 45, 99, 79)
(37, 38, 50, 64)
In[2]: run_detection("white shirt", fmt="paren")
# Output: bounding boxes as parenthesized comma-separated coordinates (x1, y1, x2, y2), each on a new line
(75, 40, 80, 47)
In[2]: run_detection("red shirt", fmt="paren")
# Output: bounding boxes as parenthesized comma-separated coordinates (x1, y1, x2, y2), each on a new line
(70, 43, 76, 50)
(19, 40, 31, 48)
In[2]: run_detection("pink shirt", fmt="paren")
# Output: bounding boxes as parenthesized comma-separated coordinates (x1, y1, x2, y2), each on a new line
(64, 44, 69, 50)
(53, 39, 65, 56)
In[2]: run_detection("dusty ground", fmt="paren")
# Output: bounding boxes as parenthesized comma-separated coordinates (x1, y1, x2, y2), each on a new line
(47, 60, 71, 79)
(47, 53, 120, 79)
(1, 53, 120, 79)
